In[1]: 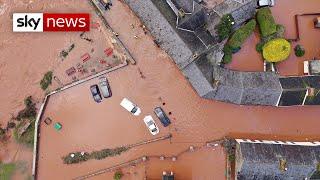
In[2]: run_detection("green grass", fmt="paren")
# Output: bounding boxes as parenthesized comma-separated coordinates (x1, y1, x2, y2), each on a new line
(256, 7, 277, 37)
(0, 163, 16, 180)
(40, 71, 53, 90)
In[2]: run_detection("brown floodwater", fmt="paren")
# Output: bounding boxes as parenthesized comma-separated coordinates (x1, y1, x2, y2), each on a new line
(36, 0, 320, 179)
(0, 0, 127, 179)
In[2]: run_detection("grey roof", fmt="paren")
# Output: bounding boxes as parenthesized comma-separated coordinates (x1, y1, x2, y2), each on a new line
(236, 142, 320, 180)
(124, 0, 194, 69)
(177, 3, 206, 31)
(278, 76, 320, 106)
(171, 0, 194, 12)
(211, 66, 282, 105)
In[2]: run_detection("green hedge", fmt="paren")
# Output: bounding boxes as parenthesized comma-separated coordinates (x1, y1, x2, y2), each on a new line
(256, 7, 277, 37)
(40, 71, 53, 90)
(228, 19, 256, 49)
(222, 44, 233, 64)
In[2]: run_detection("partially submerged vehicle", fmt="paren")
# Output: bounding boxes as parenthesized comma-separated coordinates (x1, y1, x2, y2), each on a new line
(257, 0, 275, 7)
(120, 98, 141, 116)
(154, 107, 171, 127)
(90, 85, 102, 103)
(98, 76, 112, 98)
(143, 115, 159, 135)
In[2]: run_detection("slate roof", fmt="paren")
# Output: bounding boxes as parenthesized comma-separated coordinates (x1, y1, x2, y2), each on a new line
(236, 142, 320, 180)
(211, 66, 282, 105)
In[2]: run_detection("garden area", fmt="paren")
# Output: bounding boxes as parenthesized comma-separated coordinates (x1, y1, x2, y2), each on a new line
(216, 4, 316, 75)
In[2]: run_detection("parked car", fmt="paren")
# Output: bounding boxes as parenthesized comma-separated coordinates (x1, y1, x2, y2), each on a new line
(120, 98, 141, 116)
(257, 0, 274, 7)
(154, 107, 171, 127)
(90, 85, 102, 103)
(143, 115, 159, 135)
(99, 76, 112, 98)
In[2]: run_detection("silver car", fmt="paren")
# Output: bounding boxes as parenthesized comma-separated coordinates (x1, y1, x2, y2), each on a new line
(99, 77, 112, 98)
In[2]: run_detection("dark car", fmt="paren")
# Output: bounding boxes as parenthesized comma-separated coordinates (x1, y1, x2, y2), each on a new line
(99, 77, 112, 98)
(154, 107, 171, 127)
(90, 85, 102, 103)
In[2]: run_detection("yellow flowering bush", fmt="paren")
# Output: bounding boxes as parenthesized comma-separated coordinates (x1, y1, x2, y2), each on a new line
(262, 38, 291, 62)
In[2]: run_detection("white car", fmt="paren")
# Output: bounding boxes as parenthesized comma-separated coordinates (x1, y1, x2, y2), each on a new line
(143, 115, 159, 135)
(120, 98, 141, 116)
(257, 0, 274, 7)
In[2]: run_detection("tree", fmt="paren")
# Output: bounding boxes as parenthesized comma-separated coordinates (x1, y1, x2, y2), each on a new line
(262, 38, 291, 62)
(215, 14, 235, 41)
(113, 171, 123, 180)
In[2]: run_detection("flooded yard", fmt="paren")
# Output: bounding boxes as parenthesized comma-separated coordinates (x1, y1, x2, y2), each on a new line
(227, 0, 320, 76)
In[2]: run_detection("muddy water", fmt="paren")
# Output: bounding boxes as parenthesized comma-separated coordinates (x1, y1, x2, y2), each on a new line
(35, 0, 320, 179)
(0, 0, 118, 179)
(271, 0, 320, 76)
(227, 30, 263, 72)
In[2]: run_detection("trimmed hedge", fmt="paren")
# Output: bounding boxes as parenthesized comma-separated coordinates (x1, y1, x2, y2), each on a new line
(215, 14, 235, 41)
(222, 44, 233, 64)
(256, 7, 277, 37)
(262, 38, 291, 62)
(228, 19, 256, 49)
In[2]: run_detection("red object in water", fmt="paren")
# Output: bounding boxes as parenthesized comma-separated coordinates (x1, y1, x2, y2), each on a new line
(66, 67, 76, 76)
(81, 53, 91, 62)
(104, 48, 113, 57)
(99, 59, 107, 64)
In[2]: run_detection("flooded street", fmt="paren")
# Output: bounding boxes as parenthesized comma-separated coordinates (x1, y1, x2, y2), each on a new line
(0, 0, 319, 179)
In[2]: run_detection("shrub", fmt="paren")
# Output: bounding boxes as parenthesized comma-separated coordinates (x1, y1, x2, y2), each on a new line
(63, 152, 90, 164)
(16, 96, 37, 121)
(91, 147, 129, 160)
(13, 119, 36, 147)
(228, 19, 256, 49)
(222, 44, 233, 64)
(63, 147, 129, 164)
(262, 38, 291, 62)
(294, 44, 305, 57)
(256, 42, 265, 53)
(0, 127, 5, 139)
(40, 71, 53, 90)
(114, 171, 123, 180)
(215, 14, 235, 41)
(256, 7, 277, 37)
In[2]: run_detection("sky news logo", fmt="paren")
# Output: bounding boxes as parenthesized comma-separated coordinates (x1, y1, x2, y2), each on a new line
(13, 13, 90, 32)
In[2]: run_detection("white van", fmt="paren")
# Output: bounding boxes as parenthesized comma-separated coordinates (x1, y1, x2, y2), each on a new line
(120, 98, 141, 116)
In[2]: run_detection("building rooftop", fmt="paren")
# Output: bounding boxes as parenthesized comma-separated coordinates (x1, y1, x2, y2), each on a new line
(236, 141, 320, 180)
